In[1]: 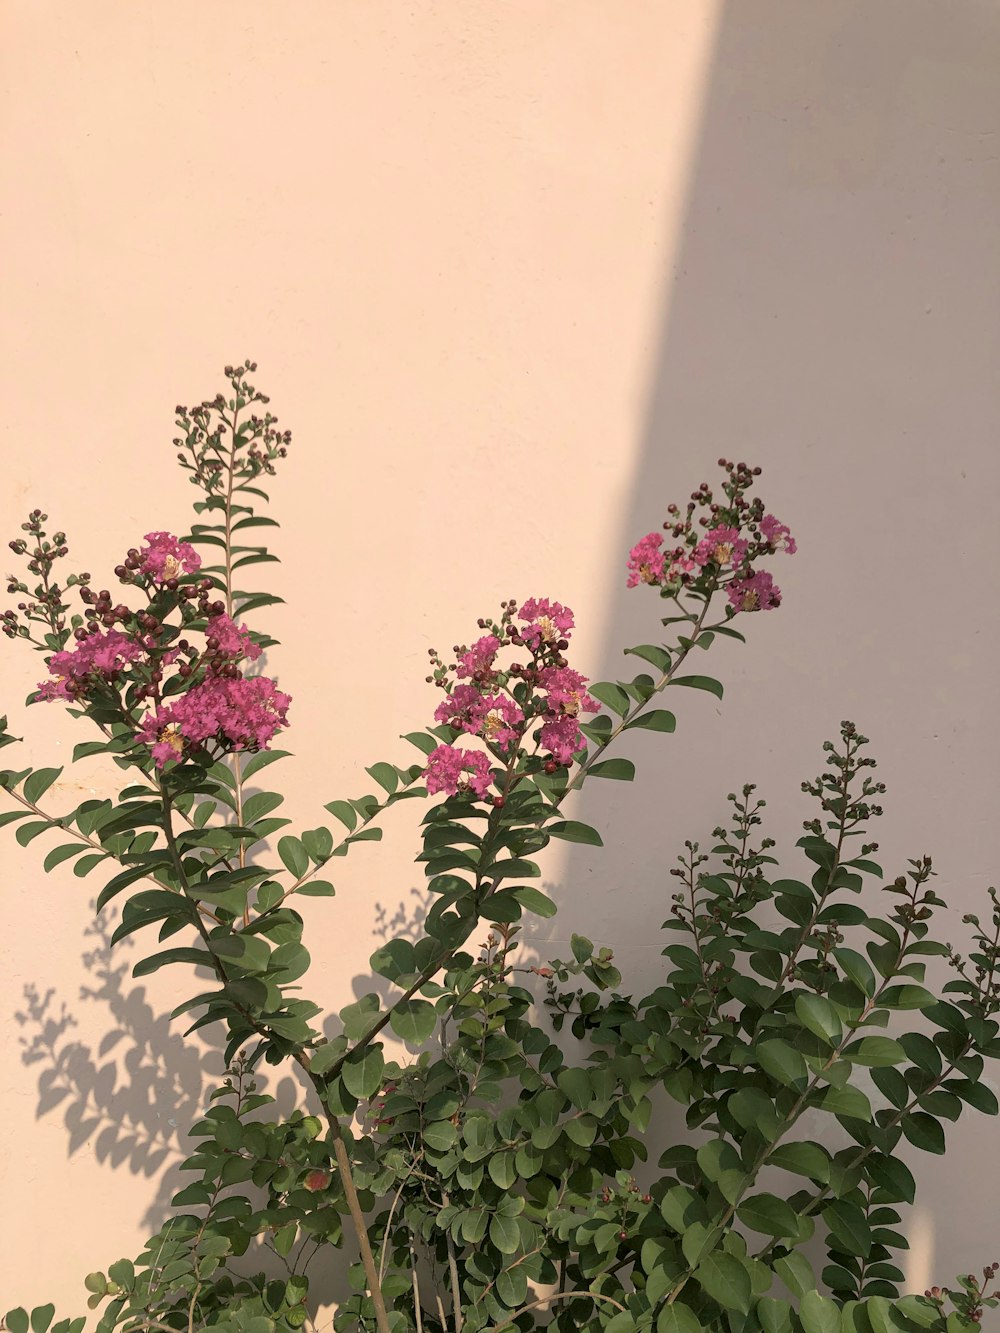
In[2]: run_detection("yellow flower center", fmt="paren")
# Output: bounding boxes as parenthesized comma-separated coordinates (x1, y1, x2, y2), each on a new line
(536, 615, 557, 643)
(161, 554, 182, 580)
(713, 541, 733, 565)
(158, 723, 184, 756)
(741, 588, 759, 612)
(482, 709, 506, 738)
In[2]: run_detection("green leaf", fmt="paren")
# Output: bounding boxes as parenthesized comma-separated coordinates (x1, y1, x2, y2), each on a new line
(757, 1039, 808, 1089)
(43, 843, 85, 872)
(546, 820, 603, 846)
(587, 758, 635, 781)
(774, 1250, 816, 1300)
(242, 791, 284, 824)
(341, 1045, 385, 1099)
(833, 947, 877, 997)
(820, 1085, 872, 1121)
(901, 1111, 945, 1154)
(867, 1154, 916, 1204)
(737, 1194, 800, 1239)
(133, 947, 214, 978)
(799, 1289, 840, 1333)
(389, 1000, 437, 1045)
(325, 800, 358, 832)
(696, 1253, 752, 1312)
(589, 682, 630, 716)
(340, 993, 381, 1040)
(768, 1141, 830, 1182)
(96, 862, 154, 911)
(489, 1214, 520, 1255)
(30, 1307, 55, 1333)
(308, 1039, 348, 1076)
(879, 985, 938, 1010)
(366, 762, 398, 794)
(625, 644, 671, 671)
(296, 879, 336, 898)
(627, 709, 677, 733)
(277, 836, 309, 878)
(795, 994, 843, 1046)
(402, 731, 438, 756)
(822, 1200, 871, 1257)
(657, 1305, 702, 1333)
(847, 1037, 906, 1067)
(24, 768, 63, 804)
(511, 885, 557, 919)
(16, 820, 52, 847)
(6, 1311, 29, 1333)
(671, 675, 724, 699)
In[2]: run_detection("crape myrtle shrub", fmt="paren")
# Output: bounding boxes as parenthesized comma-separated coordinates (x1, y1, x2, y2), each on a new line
(1, 363, 997, 1333)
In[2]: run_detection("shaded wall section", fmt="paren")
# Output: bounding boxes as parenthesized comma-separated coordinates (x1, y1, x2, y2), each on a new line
(555, 0, 1000, 1294)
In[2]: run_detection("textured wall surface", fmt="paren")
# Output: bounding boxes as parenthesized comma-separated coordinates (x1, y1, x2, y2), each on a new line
(2, 0, 998, 1312)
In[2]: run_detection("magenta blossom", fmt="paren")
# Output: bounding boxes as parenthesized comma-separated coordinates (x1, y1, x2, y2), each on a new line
(626, 533, 666, 588)
(138, 532, 201, 582)
(139, 675, 291, 767)
(760, 514, 797, 554)
(693, 525, 749, 570)
(434, 683, 484, 732)
(36, 629, 146, 701)
(727, 570, 781, 613)
(539, 715, 585, 765)
(475, 695, 524, 747)
(538, 666, 599, 718)
(455, 634, 500, 681)
(424, 744, 493, 798)
(208, 613, 262, 662)
(518, 598, 574, 648)
(435, 686, 524, 746)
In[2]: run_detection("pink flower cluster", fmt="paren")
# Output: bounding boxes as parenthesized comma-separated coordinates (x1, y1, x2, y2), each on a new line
(139, 676, 291, 769)
(425, 745, 492, 798)
(36, 629, 146, 701)
(139, 532, 201, 582)
(693, 525, 748, 570)
(626, 533, 666, 588)
(424, 599, 601, 799)
(208, 613, 262, 662)
(626, 479, 796, 615)
(727, 570, 780, 613)
(760, 513, 797, 554)
(33, 530, 290, 770)
(456, 634, 500, 680)
(518, 598, 574, 648)
(434, 685, 524, 747)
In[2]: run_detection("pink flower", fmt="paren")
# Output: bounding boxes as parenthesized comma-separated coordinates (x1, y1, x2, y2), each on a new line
(36, 629, 145, 702)
(435, 687, 524, 747)
(434, 683, 484, 732)
(727, 570, 781, 613)
(138, 532, 201, 581)
(626, 533, 666, 588)
(537, 666, 599, 718)
(424, 744, 493, 798)
(760, 514, 797, 554)
(455, 634, 500, 680)
(539, 715, 585, 765)
(139, 675, 291, 767)
(693, 526, 749, 569)
(474, 694, 524, 747)
(518, 598, 574, 648)
(207, 613, 262, 662)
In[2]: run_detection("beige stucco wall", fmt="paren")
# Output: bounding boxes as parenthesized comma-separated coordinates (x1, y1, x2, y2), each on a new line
(2, 0, 998, 1315)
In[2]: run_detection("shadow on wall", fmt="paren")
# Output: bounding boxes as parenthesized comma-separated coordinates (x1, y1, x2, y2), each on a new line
(558, 0, 1000, 1296)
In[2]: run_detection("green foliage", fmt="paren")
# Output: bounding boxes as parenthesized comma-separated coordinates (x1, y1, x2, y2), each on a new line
(3, 372, 998, 1333)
